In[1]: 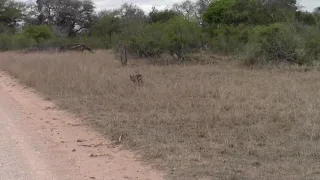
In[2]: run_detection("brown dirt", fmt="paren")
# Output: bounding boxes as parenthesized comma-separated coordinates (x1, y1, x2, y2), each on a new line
(1, 51, 320, 179)
(0, 71, 163, 180)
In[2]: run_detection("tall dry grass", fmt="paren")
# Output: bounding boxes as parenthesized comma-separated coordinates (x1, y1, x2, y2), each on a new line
(1, 51, 320, 180)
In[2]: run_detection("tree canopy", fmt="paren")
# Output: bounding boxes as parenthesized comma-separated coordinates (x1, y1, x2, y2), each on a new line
(0, 0, 25, 33)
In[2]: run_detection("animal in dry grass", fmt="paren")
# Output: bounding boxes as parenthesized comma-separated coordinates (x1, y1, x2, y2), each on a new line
(129, 74, 143, 85)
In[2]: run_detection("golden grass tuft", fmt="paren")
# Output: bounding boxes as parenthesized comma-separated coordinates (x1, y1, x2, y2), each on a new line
(1, 51, 320, 180)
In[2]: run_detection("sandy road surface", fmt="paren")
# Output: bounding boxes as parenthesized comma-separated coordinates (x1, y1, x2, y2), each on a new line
(0, 72, 163, 180)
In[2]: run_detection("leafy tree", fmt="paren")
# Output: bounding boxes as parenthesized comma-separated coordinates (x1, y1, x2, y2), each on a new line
(113, 3, 147, 46)
(149, 8, 179, 23)
(203, 0, 298, 26)
(173, 0, 214, 24)
(210, 24, 250, 54)
(90, 10, 120, 46)
(314, 7, 320, 14)
(0, 0, 26, 33)
(172, 0, 197, 22)
(260, 0, 297, 10)
(243, 23, 306, 65)
(295, 11, 317, 25)
(122, 15, 207, 61)
(129, 22, 165, 57)
(162, 16, 206, 59)
(23, 25, 52, 43)
(30, 0, 96, 37)
(202, 0, 237, 25)
(133, 16, 206, 59)
(115, 2, 146, 23)
(313, 7, 320, 23)
(196, 0, 214, 25)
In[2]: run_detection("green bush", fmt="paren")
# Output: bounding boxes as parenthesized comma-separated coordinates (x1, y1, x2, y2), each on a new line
(23, 25, 53, 43)
(242, 23, 308, 65)
(149, 8, 179, 23)
(36, 37, 73, 49)
(0, 34, 13, 51)
(210, 24, 249, 54)
(129, 22, 165, 57)
(78, 36, 110, 49)
(0, 34, 36, 51)
(34, 36, 108, 50)
(161, 16, 207, 59)
(12, 35, 37, 50)
(116, 16, 208, 62)
(302, 26, 320, 60)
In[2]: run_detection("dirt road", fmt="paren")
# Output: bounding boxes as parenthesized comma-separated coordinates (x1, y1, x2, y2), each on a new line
(0, 72, 163, 180)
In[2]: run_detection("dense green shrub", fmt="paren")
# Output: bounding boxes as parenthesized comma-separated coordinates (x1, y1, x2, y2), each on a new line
(116, 16, 208, 62)
(149, 8, 179, 23)
(32, 36, 108, 50)
(0, 34, 13, 51)
(210, 24, 249, 54)
(90, 12, 121, 47)
(302, 26, 320, 60)
(23, 25, 53, 43)
(78, 36, 110, 49)
(161, 16, 206, 59)
(12, 35, 37, 49)
(242, 23, 308, 65)
(129, 22, 165, 57)
(36, 37, 73, 49)
(0, 34, 37, 51)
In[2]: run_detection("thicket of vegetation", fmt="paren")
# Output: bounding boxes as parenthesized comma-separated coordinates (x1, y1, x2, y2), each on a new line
(1, 0, 320, 65)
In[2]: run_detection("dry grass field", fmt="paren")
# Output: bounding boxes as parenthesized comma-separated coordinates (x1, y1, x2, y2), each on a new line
(1, 51, 320, 180)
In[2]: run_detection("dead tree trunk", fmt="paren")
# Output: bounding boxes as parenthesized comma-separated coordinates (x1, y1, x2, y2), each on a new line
(119, 44, 128, 66)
